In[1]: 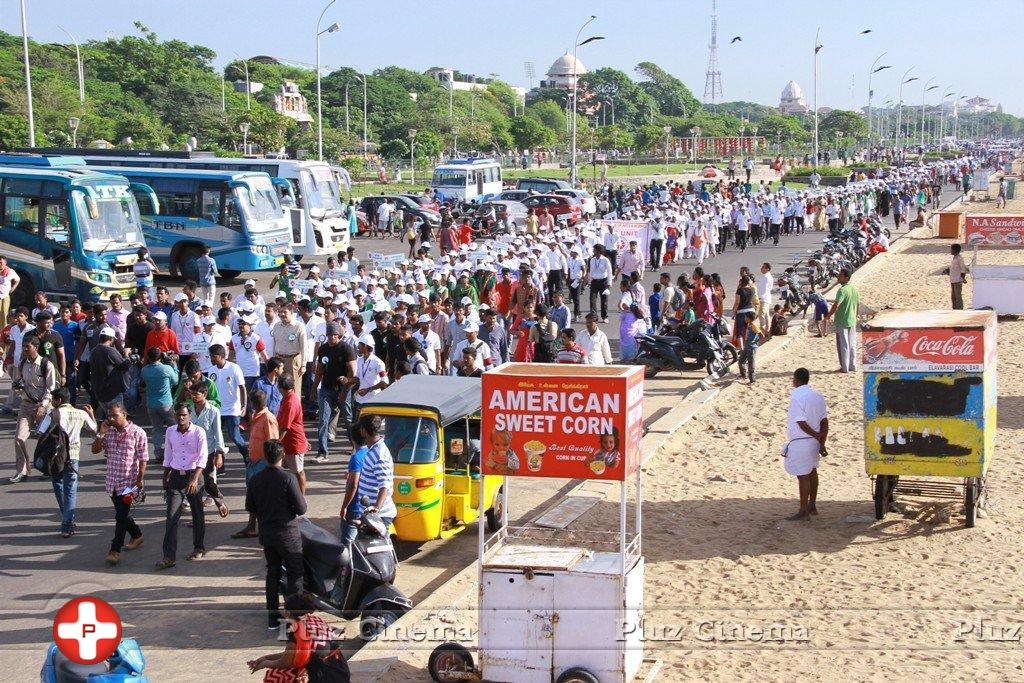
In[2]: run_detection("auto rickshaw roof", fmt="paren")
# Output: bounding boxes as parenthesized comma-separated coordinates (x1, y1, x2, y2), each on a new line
(362, 375, 481, 424)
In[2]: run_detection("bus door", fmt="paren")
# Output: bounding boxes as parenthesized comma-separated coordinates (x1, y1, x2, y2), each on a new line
(39, 195, 74, 292)
(197, 181, 232, 244)
(476, 170, 484, 197)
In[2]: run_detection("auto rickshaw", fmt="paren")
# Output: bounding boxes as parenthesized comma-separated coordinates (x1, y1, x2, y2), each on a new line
(360, 375, 504, 542)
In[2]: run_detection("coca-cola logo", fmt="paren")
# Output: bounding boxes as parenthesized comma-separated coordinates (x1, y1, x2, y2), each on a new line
(909, 335, 977, 358)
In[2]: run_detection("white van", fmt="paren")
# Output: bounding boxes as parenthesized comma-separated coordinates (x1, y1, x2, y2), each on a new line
(430, 157, 503, 203)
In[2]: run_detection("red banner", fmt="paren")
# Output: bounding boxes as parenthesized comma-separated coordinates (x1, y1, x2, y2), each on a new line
(965, 215, 1024, 247)
(481, 364, 645, 480)
(862, 327, 989, 372)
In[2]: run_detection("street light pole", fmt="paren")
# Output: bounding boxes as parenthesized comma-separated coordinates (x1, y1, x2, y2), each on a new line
(57, 26, 84, 104)
(662, 125, 671, 172)
(867, 54, 890, 146)
(68, 117, 79, 147)
(691, 126, 701, 164)
(239, 122, 250, 155)
(813, 27, 821, 167)
(315, 1, 340, 162)
(408, 129, 417, 186)
(233, 52, 251, 111)
(920, 79, 937, 148)
(939, 89, 954, 143)
(896, 67, 915, 152)
(570, 15, 601, 188)
(19, 0, 35, 147)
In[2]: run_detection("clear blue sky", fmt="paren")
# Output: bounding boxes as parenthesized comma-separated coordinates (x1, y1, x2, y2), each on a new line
(4, 0, 1022, 115)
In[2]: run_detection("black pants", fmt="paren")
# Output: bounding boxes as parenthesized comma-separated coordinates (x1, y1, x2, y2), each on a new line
(547, 271, 564, 301)
(263, 529, 303, 622)
(770, 223, 781, 245)
(739, 345, 756, 380)
(202, 456, 224, 503)
(737, 231, 748, 251)
(110, 494, 142, 553)
(745, 168, 752, 182)
(568, 283, 582, 317)
(649, 239, 663, 268)
(750, 223, 762, 244)
(719, 227, 730, 253)
(796, 216, 805, 234)
(162, 470, 205, 560)
(589, 278, 609, 319)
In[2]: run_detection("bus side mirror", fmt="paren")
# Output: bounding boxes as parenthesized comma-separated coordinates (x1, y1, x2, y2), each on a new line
(129, 182, 160, 215)
(229, 180, 257, 206)
(272, 177, 296, 208)
(68, 186, 100, 220)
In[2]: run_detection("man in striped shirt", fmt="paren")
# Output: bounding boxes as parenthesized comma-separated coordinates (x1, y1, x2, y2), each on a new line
(339, 414, 395, 547)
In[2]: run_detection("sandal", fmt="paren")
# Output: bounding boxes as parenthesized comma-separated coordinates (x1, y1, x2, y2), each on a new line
(231, 529, 258, 539)
(187, 550, 205, 561)
(154, 558, 176, 570)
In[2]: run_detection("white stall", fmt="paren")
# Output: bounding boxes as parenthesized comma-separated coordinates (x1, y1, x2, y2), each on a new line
(966, 214, 1024, 314)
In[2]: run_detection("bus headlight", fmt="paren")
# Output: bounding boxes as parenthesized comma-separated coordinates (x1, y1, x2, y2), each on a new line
(87, 271, 113, 284)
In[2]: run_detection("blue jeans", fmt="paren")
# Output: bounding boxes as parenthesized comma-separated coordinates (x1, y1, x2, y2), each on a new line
(220, 415, 250, 464)
(125, 363, 142, 411)
(316, 387, 347, 456)
(51, 460, 79, 533)
(340, 509, 394, 547)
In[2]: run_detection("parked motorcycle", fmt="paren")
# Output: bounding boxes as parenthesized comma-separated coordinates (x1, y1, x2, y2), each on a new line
(287, 501, 412, 641)
(632, 317, 737, 378)
(41, 637, 147, 683)
(777, 268, 811, 316)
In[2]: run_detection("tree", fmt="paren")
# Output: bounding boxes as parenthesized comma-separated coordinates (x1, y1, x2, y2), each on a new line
(578, 67, 658, 130)
(819, 109, 868, 140)
(510, 116, 556, 150)
(594, 124, 634, 150)
(413, 129, 443, 159)
(634, 62, 701, 118)
(379, 138, 408, 161)
(525, 100, 566, 138)
(634, 124, 664, 153)
(756, 113, 809, 144)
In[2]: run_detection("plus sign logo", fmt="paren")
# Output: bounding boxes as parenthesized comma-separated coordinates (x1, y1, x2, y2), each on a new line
(52, 597, 122, 664)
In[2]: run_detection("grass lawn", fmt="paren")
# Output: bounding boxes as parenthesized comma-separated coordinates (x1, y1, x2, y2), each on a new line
(505, 163, 702, 179)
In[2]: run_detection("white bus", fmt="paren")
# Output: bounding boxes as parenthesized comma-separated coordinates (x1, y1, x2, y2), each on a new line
(22, 149, 350, 258)
(430, 157, 503, 203)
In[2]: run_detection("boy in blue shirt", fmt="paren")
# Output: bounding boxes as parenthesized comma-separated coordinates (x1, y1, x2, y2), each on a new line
(649, 284, 662, 329)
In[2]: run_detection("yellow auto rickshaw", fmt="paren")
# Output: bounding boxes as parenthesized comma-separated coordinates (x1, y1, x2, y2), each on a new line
(360, 375, 504, 542)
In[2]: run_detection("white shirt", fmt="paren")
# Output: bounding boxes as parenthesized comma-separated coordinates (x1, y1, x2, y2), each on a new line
(567, 256, 586, 282)
(602, 230, 618, 251)
(588, 255, 612, 280)
(786, 384, 827, 441)
(303, 315, 326, 363)
(412, 329, 442, 371)
(0, 269, 20, 298)
(578, 328, 612, 365)
(210, 360, 246, 417)
(355, 354, 388, 403)
(37, 404, 97, 459)
(452, 337, 491, 371)
(756, 273, 773, 305)
(544, 249, 567, 274)
(254, 318, 277, 358)
(9, 322, 29, 363)
(170, 308, 199, 347)
(229, 332, 264, 377)
(192, 331, 216, 372)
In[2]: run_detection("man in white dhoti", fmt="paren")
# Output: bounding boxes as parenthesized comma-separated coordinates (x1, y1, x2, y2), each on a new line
(783, 367, 828, 520)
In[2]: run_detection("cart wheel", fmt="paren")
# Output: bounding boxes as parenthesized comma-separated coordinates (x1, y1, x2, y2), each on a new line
(965, 477, 977, 528)
(873, 475, 890, 520)
(428, 642, 475, 683)
(556, 667, 600, 683)
(485, 485, 504, 532)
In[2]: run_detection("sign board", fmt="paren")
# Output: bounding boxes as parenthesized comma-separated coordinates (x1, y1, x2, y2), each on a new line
(369, 252, 405, 269)
(481, 363, 645, 481)
(290, 279, 316, 293)
(965, 215, 1024, 247)
(861, 310, 997, 373)
(598, 219, 650, 257)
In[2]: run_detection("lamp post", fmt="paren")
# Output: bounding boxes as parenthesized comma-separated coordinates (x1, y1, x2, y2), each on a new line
(68, 117, 79, 147)
(57, 25, 84, 104)
(867, 54, 891, 145)
(953, 93, 966, 140)
(662, 125, 671, 172)
(751, 125, 758, 154)
(452, 126, 458, 157)
(738, 124, 745, 157)
(19, 0, 34, 147)
(813, 27, 822, 167)
(895, 67, 916, 151)
(939, 88, 955, 143)
(569, 15, 603, 188)
(353, 74, 368, 157)
(239, 121, 250, 155)
(920, 79, 938, 148)
(408, 129, 417, 186)
(691, 126, 702, 164)
(232, 52, 251, 111)
(315, 0, 341, 162)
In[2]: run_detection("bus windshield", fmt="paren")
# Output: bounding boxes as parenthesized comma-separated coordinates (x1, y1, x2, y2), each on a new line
(234, 176, 284, 231)
(73, 181, 144, 252)
(431, 169, 467, 188)
(300, 167, 344, 215)
(383, 415, 439, 464)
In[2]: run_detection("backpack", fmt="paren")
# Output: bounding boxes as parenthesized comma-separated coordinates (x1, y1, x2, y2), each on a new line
(670, 289, 685, 312)
(532, 322, 557, 363)
(34, 411, 71, 477)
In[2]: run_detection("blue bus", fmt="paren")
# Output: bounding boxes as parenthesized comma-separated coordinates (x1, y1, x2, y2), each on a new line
(89, 166, 292, 279)
(0, 157, 151, 307)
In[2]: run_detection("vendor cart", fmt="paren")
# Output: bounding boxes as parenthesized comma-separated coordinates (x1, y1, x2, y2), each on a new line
(861, 310, 997, 528)
(965, 214, 1024, 314)
(428, 363, 653, 683)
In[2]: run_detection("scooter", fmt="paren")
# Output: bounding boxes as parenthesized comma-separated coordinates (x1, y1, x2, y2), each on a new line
(41, 637, 148, 683)
(632, 318, 737, 378)
(288, 501, 412, 641)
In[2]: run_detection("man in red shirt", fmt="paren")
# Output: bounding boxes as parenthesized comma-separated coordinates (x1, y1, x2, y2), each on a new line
(457, 218, 475, 246)
(276, 375, 308, 494)
(495, 269, 515, 317)
(143, 311, 180, 357)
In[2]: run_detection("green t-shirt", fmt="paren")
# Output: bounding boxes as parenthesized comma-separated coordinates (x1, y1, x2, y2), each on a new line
(834, 284, 859, 328)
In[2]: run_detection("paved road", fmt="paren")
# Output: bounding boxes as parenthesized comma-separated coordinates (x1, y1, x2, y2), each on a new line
(0, 185, 955, 680)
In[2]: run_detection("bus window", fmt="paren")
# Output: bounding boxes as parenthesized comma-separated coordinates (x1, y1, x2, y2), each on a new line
(42, 200, 71, 247)
(225, 197, 242, 230)
(3, 196, 40, 234)
(131, 188, 159, 215)
(200, 189, 222, 223)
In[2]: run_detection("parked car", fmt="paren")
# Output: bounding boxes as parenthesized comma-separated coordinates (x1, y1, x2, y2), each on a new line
(401, 193, 441, 212)
(497, 189, 530, 202)
(553, 188, 597, 215)
(358, 195, 442, 231)
(516, 177, 572, 193)
(522, 194, 582, 225)
(473, 200, 529, 233)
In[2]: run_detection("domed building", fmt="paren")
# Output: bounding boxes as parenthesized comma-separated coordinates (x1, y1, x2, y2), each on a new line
(779, 80, 809, 116)
(540, 53, 588, 90)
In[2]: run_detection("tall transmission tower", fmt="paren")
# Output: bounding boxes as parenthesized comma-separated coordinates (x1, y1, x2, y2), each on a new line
(703, 0, 723, 107)
(524, 61, 536, 90)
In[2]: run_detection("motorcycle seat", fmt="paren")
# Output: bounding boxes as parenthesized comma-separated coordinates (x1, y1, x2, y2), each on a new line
(648, 334, 686, 347)
(299, 517, 346, 576)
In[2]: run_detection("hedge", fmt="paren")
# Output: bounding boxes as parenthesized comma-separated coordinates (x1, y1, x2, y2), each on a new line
(785, 165, 849, 177)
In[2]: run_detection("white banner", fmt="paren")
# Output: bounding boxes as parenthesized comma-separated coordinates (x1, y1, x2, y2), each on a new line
(370, 253, 406, 269)
(290, 278, 317, 293)
(598, 219, 651, 257)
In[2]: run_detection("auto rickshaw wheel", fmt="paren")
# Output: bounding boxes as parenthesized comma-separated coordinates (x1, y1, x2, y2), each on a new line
(965, 477, 978, 528)
(485, 485, 504, 532)
(428, 642, 476, 682)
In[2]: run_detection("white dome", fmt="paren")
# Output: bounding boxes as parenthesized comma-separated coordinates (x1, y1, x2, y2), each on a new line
(781, 80, 804, 100)
(548, 53, 587, 78)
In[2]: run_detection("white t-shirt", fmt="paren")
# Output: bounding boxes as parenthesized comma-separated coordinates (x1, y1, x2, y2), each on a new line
(355, 354, 388, 403)
(192, 331, 216, 372)
(210, 360, 246, 417)
(171, 309, 199, 347)
(412, 329, 442, 371)
(756, 273, 773, 305)
(786, 384, 827, 441)
(304, 315, 326, 363)
(0, 269, 21, 298)
(452, 338, 491, 371)
(229, 332, 265, 378)
(9, 323, 30, 364)
(254, 318, 277, 358)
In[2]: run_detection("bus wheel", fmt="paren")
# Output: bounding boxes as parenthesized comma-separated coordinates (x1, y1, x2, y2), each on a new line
(10, 271, 34, 311)
(219, 270, 241, 280)
(175, 246, 203, 280)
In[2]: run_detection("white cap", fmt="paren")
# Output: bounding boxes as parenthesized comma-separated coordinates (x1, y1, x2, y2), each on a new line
(174, 293, 188, 303)
(309, 265, 321, 273)
(238, 301, 256, 313)
(244, 279, 257, 287)
(357, 334, 375, 348)
(464, 322, 479, 333)
(239, 313, 258, 325)
(460, 296, 473, 306)
(99, 326, 117, 338)
(417, 314, 432, 324)
(153, 311, 168, 321)
(275, 291, 288, 300)
(201, 315, 216, 326)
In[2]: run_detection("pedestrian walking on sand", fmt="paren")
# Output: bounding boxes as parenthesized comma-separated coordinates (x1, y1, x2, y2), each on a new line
(782, 367, 828, 521)
(827, 269, 859, 372)
(946, 244, 969, 310)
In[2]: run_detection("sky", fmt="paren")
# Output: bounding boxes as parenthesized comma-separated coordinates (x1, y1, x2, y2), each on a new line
(2, 0, 1022, 115)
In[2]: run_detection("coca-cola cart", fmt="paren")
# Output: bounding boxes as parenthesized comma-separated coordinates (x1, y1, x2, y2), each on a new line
(862, 310, 997, 528)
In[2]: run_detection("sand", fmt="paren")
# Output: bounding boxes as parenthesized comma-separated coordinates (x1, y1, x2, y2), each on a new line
(565, 194, 1024, 680)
